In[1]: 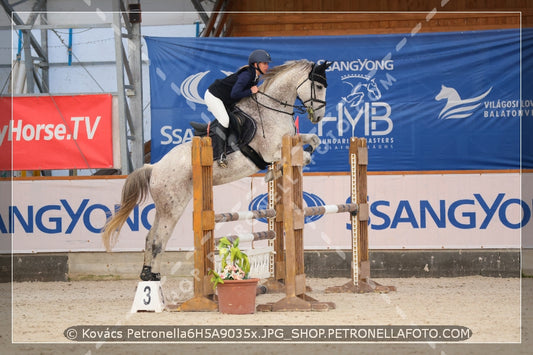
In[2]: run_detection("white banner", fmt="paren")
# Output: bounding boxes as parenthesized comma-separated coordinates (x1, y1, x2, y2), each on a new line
(2, 172, 529, 253)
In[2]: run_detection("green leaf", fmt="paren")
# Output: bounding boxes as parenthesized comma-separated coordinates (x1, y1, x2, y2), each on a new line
(215, 236, 251, 278)
(242, 254, 250, 274)
(208, 269, 224, 290)
(230, 247, 238, 263)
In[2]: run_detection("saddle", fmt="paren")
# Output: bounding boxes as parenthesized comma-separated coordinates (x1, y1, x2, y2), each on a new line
(190, 108, 269, 170)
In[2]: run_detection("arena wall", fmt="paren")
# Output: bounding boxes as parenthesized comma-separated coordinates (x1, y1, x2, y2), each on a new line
(1, 249, 523, 283)
(2, 173, 528, 282)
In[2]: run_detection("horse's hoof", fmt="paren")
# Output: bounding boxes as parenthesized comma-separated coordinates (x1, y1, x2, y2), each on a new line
(140, 274, 152, 281)
(140, 265, 153, 281)
(256, 285, 267, 295)
(140, 272, 161, 281)
(264, 168, 283, 182)
(264, 170, 274, 182)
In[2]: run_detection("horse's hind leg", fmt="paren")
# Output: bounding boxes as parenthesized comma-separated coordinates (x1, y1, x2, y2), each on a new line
(140, 212, 180, 281)
(140, 218, 161, 281)
(139, 186, 192, 281)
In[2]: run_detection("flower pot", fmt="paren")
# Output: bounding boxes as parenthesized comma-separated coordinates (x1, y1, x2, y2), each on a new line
(216, 278, 259, 314)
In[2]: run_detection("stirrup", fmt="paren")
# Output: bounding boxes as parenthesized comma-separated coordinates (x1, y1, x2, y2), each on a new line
(218, 153, 228, 168)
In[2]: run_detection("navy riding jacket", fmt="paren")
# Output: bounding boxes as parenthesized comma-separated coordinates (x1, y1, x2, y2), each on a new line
(208, 66, 258, 108)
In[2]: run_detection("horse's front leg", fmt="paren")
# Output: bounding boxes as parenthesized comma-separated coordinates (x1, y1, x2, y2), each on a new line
(264, 133, 321, 182)
(264, 162, 282, 182)
(300, 133, 321, 165)
(263, 139, 284, 182)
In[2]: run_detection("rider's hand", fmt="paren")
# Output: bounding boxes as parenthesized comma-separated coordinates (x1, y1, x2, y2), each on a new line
(250, 86, 259, 94)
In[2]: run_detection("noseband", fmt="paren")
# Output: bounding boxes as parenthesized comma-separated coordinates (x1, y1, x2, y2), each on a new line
(296, 73, 327, 119)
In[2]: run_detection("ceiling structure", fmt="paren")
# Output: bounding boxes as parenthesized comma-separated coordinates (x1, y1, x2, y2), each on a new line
(0, 0, 223, 175)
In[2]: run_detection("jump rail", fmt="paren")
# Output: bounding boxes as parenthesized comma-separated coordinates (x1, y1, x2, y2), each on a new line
(215, 209, 276, 223)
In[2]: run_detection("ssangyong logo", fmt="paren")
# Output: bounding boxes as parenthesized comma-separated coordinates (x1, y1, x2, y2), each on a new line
(249, 192, 326, 223)
(435, 85, 492, 120)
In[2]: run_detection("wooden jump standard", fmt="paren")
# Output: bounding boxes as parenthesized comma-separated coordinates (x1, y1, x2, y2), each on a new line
(260, 135, 334, 311)
(323, 136, 396, 294)
(176, 136, 278, 311)
(177, 135, 393, 312)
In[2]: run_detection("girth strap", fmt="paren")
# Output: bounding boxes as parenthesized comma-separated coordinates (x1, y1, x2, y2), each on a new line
(239, 144, 270, 170)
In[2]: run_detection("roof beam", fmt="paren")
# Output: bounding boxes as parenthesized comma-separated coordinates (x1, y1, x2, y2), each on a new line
(190, 0, 209, 25)
(0, 0, 47, 60)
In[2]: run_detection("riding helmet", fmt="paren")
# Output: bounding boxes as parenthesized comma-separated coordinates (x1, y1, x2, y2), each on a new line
(248, 49, 272, 65)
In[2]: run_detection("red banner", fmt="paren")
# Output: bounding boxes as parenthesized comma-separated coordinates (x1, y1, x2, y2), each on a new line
(0, 94, 113, 171)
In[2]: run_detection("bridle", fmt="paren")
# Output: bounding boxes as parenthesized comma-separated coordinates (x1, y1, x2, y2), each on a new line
(296, 63, 328, 118)
(251, 63, 328, 121)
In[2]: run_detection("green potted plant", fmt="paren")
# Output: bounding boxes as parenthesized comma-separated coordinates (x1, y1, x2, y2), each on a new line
(210, 237, 259, 314)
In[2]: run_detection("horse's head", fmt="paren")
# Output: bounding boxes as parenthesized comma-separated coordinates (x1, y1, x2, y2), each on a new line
(366, 78, 381, 101)
(296, 61, 332, 123)
(435, 85, 455, 102)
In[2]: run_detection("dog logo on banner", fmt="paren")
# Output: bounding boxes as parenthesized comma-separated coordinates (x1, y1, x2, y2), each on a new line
(435, 85, 492, 120)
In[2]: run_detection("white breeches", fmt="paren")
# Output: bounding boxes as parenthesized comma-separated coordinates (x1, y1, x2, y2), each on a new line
(204, 89, 230, 128)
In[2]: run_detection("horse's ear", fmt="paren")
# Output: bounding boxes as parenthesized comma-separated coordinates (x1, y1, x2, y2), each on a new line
(309, 60, 332, 87)
(316, 61, 332, 72)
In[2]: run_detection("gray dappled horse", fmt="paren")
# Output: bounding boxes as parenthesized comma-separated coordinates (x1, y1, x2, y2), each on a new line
(102, 59, 331, 281)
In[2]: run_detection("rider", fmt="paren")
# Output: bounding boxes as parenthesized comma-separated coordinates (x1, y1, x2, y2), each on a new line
(204, 49, 272, 167)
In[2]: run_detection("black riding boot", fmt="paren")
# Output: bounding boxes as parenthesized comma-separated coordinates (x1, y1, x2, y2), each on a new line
(214, 125, 229, 168)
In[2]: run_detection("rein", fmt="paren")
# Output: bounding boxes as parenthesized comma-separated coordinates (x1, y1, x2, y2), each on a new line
(252, 92, 305, 116)
(252, 73, 327, 118)
(245, 63, 330, 136)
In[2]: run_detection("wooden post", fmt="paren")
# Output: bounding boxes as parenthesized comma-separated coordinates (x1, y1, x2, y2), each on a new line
(266, 135, 334, 311)
(177, 136, 218, 311)
(272, 135, 312, 311)
(355, 137, 370, 284)
(261, 163, 287, 292)
(325, 137, 396, 293)
(273, 164, 285, 282)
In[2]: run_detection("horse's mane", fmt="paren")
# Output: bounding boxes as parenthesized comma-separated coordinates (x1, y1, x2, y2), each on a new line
(260, 59, 313, 91)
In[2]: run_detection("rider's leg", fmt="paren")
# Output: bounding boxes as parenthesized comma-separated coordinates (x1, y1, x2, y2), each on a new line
(204, 90, 230, 167)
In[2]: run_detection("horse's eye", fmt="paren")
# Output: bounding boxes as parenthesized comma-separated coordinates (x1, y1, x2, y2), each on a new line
(316, 85, 324, 90)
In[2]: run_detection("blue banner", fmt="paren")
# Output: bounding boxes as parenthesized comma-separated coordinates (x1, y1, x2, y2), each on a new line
(145, 28, 532, 172)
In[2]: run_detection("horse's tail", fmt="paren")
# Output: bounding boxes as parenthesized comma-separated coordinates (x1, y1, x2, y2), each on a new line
(101, 165, 153, 251)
